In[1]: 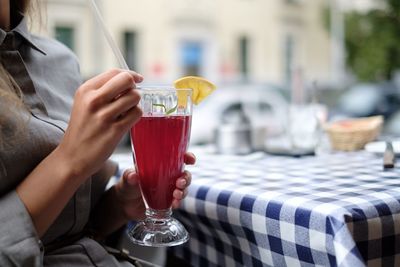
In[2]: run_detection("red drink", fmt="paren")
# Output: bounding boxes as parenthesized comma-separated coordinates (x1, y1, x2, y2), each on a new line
(131, 115, 192, 210)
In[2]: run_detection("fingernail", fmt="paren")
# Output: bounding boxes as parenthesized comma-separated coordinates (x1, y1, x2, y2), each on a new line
(127, 172, 134, 178)
(179, 179, 187, 187)
(124, 169, 134, 176)
(127, 177, 137, 185)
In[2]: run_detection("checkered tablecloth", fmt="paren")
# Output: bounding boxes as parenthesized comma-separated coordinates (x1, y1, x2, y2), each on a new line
(112, 147, 400, 267)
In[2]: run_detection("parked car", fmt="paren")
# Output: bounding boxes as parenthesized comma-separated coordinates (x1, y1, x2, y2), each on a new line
(189, 83, 289, 148)
(336, 82, 400, 119)
(333, 81, 400, 135)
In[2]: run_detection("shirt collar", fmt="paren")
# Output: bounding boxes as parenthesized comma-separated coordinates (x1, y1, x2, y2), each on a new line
(0, 16, 46, 55)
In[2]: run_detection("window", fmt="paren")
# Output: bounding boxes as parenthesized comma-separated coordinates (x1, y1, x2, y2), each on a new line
(181, 41, 203, 76)
(239, 37, 249, 80)
(284, 34, 295, 88)
(285, 0, 302, 4)
(123, 31, 137, 70)
(55, 26, 75, 51)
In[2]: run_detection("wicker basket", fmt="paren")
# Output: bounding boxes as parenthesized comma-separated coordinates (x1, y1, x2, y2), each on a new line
(324, 116, 383, 151)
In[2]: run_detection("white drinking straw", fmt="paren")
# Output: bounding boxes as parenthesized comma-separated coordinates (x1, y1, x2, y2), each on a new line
(88, 0, 130, 71)
(88, 0, 137, 165)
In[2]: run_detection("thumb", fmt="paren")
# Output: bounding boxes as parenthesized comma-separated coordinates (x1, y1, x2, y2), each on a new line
(117, 169, 141, 199)
(122, 168, 139, 186)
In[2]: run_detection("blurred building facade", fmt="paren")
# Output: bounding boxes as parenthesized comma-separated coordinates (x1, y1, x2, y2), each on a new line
(40, 0, 338, 88)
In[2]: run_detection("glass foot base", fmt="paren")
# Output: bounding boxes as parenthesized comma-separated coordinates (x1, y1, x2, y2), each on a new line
(127, 215, 189, 247)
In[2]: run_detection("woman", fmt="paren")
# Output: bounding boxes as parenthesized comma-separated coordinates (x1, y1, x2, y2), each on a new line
(0, 0, 195, 266)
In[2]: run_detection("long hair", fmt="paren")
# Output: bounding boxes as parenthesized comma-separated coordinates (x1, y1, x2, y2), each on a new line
(13, 0, 32, 14)
(0, 0, 32, 150)
(0, 65, 28, 150)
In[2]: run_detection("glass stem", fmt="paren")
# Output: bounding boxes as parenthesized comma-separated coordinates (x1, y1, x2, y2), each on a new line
(145, 208, 172, 221)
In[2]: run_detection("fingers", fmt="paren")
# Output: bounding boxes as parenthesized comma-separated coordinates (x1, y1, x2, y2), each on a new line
(116, 168, 142, 200)
(81, 69, 121, 90)
(172, 199, 181, 209)
(78, 69, 143, 114)
(131, 71, 144, 83)
(172, 171, 191, 209)
(99, 72, 138, 103)
(83, 69, 143, 90)
(173, 188, 188, 200)
(176, 171, 191, 189)
(102, 89, 141, 120)
(184, 152, 196, 165)
(115, 106, 143, 131)
(122, 169, 138, 186)
(171, 188, 188, 209)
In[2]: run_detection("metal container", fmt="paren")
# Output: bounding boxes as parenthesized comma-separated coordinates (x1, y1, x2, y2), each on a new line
(214, 124, 253, 154)
(214, 106, 253, 155)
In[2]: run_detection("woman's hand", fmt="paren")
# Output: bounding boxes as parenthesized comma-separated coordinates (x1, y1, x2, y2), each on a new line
(57, 69, 143, 180)
(114, 152, 196, 221)
(172, 152, 196, 208)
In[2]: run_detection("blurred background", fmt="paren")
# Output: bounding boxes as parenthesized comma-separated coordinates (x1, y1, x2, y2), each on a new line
(36, 0, 400, 148)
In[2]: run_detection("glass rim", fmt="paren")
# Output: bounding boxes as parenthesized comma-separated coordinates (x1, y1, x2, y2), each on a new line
(136, 86, 192, 92)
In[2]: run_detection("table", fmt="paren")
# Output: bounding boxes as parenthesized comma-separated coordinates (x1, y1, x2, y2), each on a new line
(112, 148, 400, 267)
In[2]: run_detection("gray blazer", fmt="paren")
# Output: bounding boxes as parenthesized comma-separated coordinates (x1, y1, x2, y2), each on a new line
(0, 17, 131, 267)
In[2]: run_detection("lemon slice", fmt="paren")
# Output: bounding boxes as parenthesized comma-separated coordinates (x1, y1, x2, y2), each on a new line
(174, 76, 216, 105)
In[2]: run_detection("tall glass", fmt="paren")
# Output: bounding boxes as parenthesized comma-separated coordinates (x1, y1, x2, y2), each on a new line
(127, 87, 192, 247)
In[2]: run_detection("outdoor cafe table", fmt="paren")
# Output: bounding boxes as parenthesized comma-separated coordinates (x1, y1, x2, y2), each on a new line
(112, 147, 400, 267)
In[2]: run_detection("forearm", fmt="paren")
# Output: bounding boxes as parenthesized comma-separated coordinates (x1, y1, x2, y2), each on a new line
(16, 146, 87, 237)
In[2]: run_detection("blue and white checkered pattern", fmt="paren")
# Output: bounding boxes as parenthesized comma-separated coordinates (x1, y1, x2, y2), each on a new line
(112, 148, 400, 267)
